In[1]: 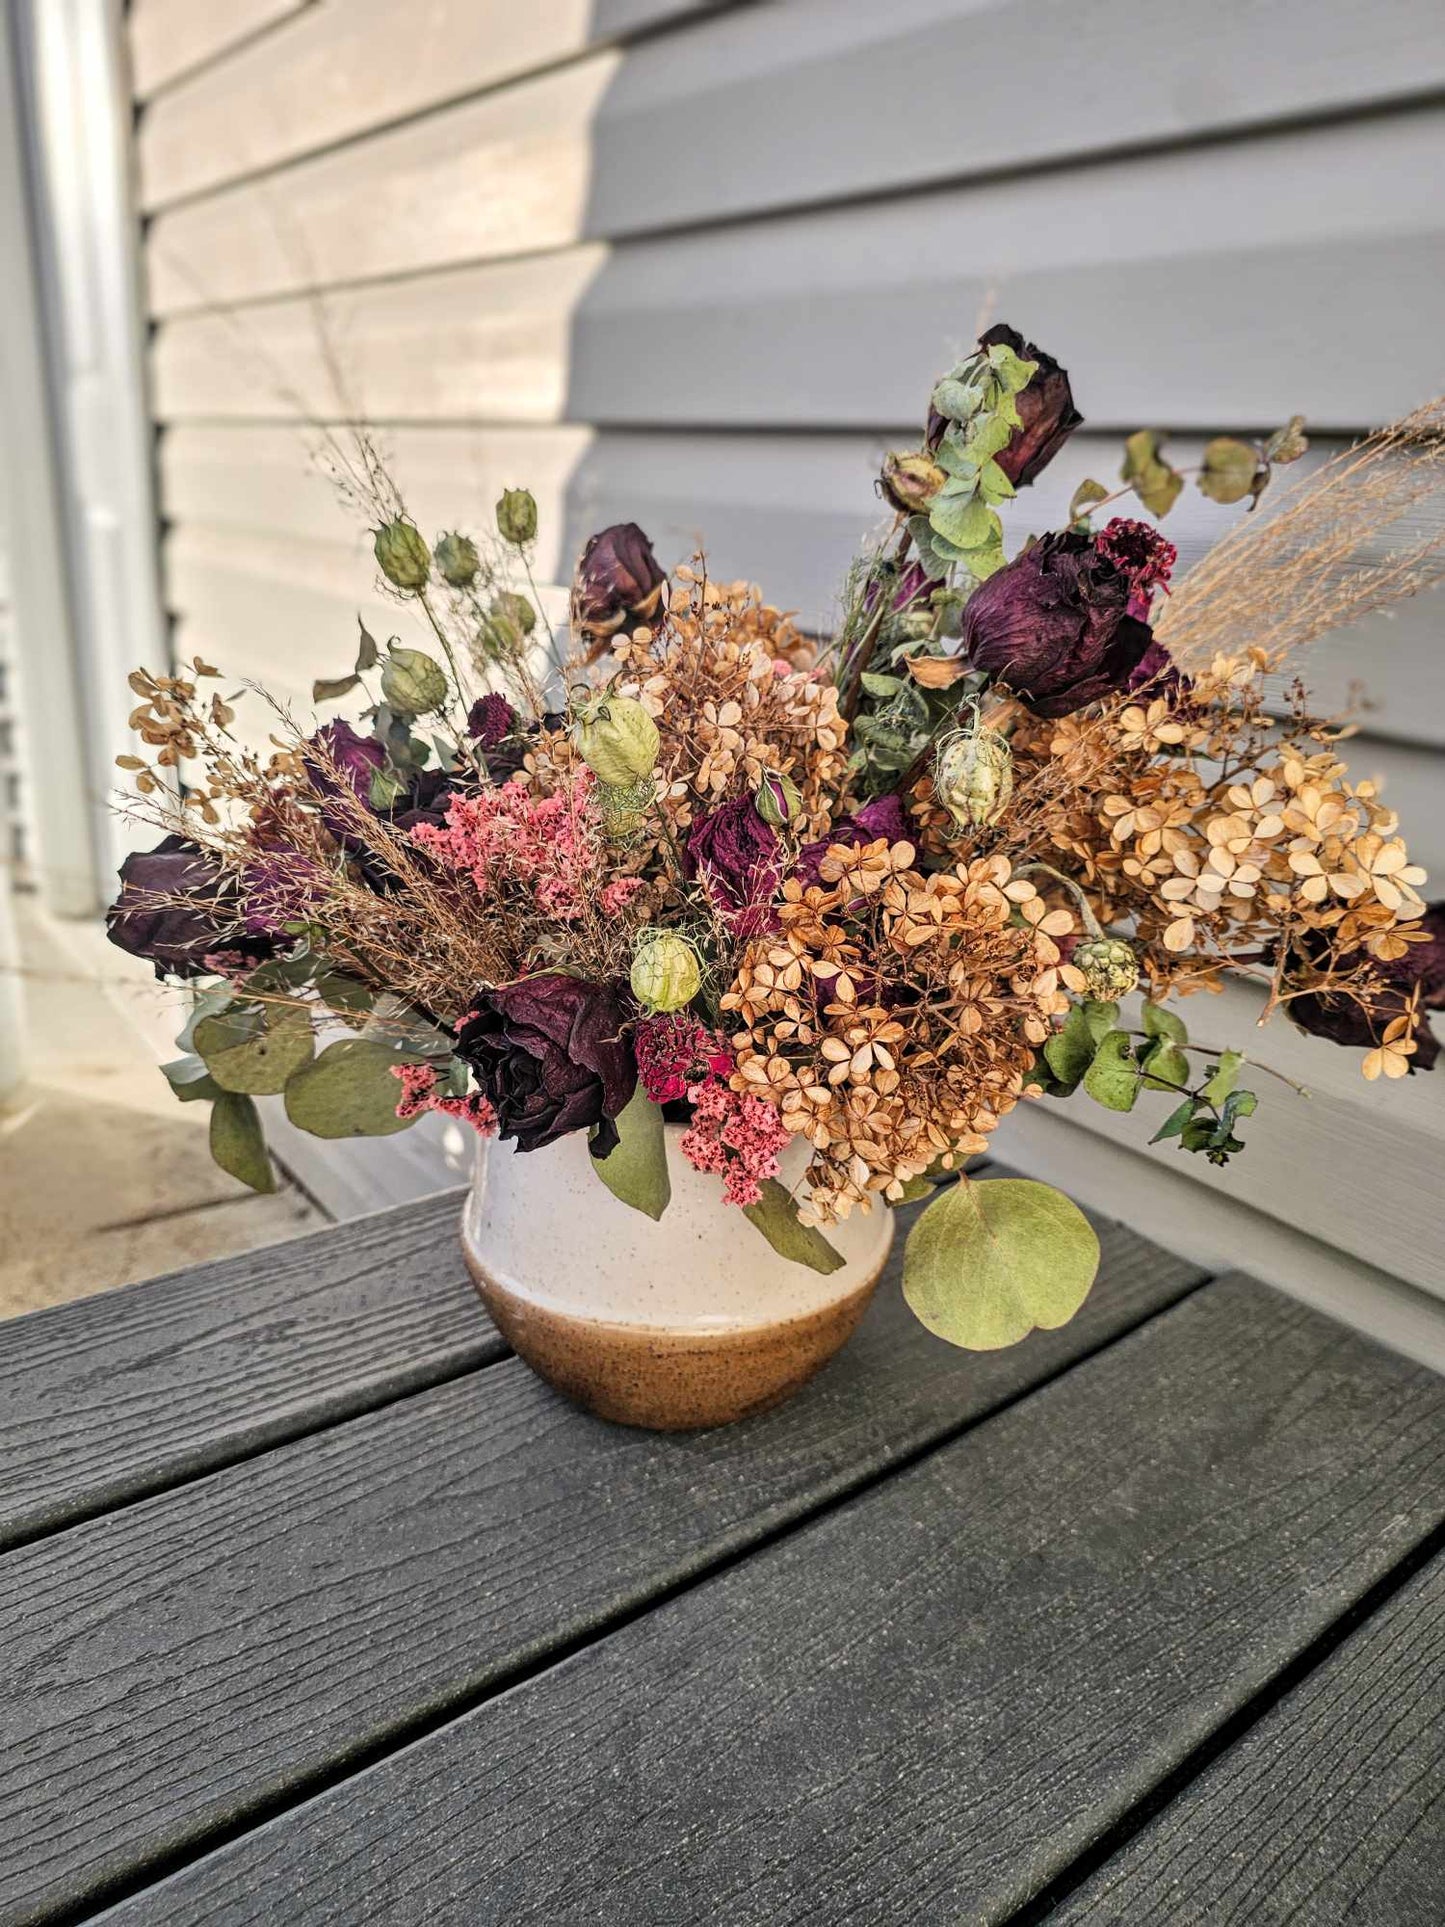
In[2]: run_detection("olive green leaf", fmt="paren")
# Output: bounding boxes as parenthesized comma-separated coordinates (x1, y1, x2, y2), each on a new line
(1140, 1040, 1190, 1092)
(1264, 415, 1309, 464)
(590, 1086, 671, 1222)
(1082, 1031, 1139, 1111)
(1068, 478, 1110, 523)
(193, 1004, 314, 1096)
(161, 1055, 225, 1103)
(903, 1176, 1099, 1350)
(209, 1091, 276, 1194)
(175, 986, 233, 1054)
(928, 489, 997, 554)
(1198, 437, 1263, 506)
(354, 616, 380, 672)
(1200, 1048, 1244, 1106)
(1121, 429, 1183, 518)
(1141, 1001, 1188, 1045)
(743, 1179, 846, 1275)
(283, 1038, 422, 1138)
(312, 672, 361, 703)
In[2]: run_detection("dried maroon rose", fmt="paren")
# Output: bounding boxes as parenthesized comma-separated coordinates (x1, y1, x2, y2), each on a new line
(455, 974, 637, 1155)
(684, 797, 783, 937)
(571, 523, 667, 644)
(106, 835, 272, 979)
(927, 323, 1082, 487)
(795, 794, 911, 888)
(1291, 904, 1445, 1072)
(961, 530, 1155, 717)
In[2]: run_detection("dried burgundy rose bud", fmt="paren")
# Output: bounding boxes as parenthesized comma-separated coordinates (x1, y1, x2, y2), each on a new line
(1291, 904, 1445, 1072)
(106, 835, 272, 979)
(455, 974, 637, 1155)
(927, 323, 1082, 489)
(684, 797, 783, 937)
(795, 794, 912, 889)
(961, 530, 1155, 718)
(571, 523, 667, 644)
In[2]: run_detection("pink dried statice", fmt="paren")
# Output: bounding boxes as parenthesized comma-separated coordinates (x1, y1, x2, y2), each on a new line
(635, 1012, 732, 1104)
(680, 1079, 790, 1207)
(390, 1062, 498, 1135)
(410, 767, 598, 920)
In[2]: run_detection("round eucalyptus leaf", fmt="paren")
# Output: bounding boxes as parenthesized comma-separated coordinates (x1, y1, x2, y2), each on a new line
(903, 1178, 1099, 1351)
(209, 1092, 276, 1194)
(194, 1006, 314, 1095)
(283, 1038, 421, 1139)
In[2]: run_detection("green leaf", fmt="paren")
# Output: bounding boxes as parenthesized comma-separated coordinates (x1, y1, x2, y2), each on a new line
(1198, 436, 1262, 506)
(209, 1092, 276, 1194)
(1140, 1040, 1190, 1092)
(369, 768, 408, 809)
(1069, 478, 1109, 523)
(860, 671, 905, 699)
(930, 375, 982, 424)
(312, 673, 361, 703)
(1043, 1004, 1098, 1091)
(1081, 999, 1120, 1044)
(984, 341, 1037, 395)
(283, 1038, 422, 1139)
(1082, 1031, 1139, 1112)
(1121, 429, 1184, 519)
(928, 489, 996, 554)
(354, 617, 380, 672)
(161, 1055, 225, 1103)
(1200, 1048, 1244, 1106)
(903, 1176, 1099, 1350)
(742, 1179, 846, 1275)
(590, 1087, 671, 1222)
(1151, 1096, 1199, 1144)
(1264, 415, 1309, 465)
(194, 1005, 314, 1096)
(175, 987, 233, 1054)
(1141, 1002, 1188, 1045)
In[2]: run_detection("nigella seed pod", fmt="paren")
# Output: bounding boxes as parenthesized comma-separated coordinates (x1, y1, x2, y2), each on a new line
(1074, 936, 1140, 999)
(596, 776, 655, 842)
(880, 450, 947, 515)
(630, 932, 702, 1014)
(433, 532, 480, 588)
(380, 647, 449, 716)
(495, 488, 538, 547)
(754, 770, 802, 828)
(374, 519, 432, 591)
(572, 693, 660, 788)
(933, 724, 1014, 830)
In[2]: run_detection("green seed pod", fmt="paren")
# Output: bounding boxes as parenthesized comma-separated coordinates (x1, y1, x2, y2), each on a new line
(1074, 936, 1140, 1000)
(572, 694, 660, 788)
(475, 600, 526, 665)
(373, 519, 432, 592)
(933, 723, 1014, 830)
(881, 450, 947, 515)
(754, 770, 802, 828)
(495, 487, 538, 547)
(596, 775, 655, 842)
(495, 589, 536, 636)
(630, 932, 702, 1014)
(380, 647, 449, 717)
(433, 532, 479, 588)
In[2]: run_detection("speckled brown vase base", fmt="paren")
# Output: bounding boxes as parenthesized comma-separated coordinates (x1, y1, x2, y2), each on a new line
(463, 1245, 890, 1431)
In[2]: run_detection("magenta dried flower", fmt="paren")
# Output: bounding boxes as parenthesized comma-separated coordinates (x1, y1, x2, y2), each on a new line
(685, 797, 783, 937)
(962, 530, 1155, 717)
(467, 692, 518, 750)
(455, 974, 637, 1155)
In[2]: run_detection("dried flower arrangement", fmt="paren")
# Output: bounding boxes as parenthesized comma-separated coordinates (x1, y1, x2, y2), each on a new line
(107, 327, 1445, 1352)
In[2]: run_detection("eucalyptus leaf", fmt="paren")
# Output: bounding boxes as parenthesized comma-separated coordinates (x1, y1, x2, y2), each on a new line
(1141, 1002, 1188, 1045)
(1151, 1096, 1199, 1144)
(283, 1038, 422, 1138)
(589, 1087, 670, 1222)
(1264, 415, 1309, 464)
(1200, 1048, 1244, 1105)
(1198, 436, 1262, 506)
(1042, 1004, 1098, 1091)
(312, 673, 361, 703)
(209, 1092, 276, 1194)
(194, 1005, 314, 1096)
(161, 1055, 225, 1103)
(175, 987, 233, 1054)
(354, 617, 380, 672)
(1140, 1041, 1190, 1093)
(1081, 999, 1120, 1044)
(742, 1179, 846, 1275)
(903, 1177, 1099, 1350)
(1082, 1031, 1139, 1112)
(928, 491, 997, 554)
(1121, 429, 1184, 519)
(1068, 478, 1109, 523)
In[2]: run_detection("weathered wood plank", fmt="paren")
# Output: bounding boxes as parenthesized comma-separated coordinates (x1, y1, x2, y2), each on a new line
(136, 0, 1445, 232)
(0, 1189, 489, 1552)
(137, 0, 720, 209)
(82, 1278, 1445, 1926)
(146, 106, 1445, 432)
(128, 0, 308, 101)
(1050, 1550, 1445, 1924)
(0, 1199, 1205, 1927)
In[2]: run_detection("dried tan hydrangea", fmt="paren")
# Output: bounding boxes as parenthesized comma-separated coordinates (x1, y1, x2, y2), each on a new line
(721, 841, 1074, 1223)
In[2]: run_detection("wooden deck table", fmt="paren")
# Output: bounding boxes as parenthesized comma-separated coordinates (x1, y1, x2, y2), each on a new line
(2, 1169, 1442, 1925)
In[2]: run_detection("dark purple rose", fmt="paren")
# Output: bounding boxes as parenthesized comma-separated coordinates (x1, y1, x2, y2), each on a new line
(390, 767, 459, 837)
(796, 794, 912, 888)
(106, 835, 272, 979)
(1291, 904, 1445, 1072)
(927, 323, 1082, 488)
(467, 692, 517, 750)
(571, 523, 667, 644)
(303, 721, 386, 845)
(456, 975, 637, 1155)
(685, 797, 783, 937)
(962, 531, 1155, 717)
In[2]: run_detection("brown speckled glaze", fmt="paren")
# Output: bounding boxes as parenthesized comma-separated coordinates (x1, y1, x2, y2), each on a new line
(459, 1126, 896, 1431)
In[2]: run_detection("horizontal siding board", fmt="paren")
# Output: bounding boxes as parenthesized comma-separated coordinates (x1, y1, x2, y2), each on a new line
(157, 423, 1445, 752)
(136, 0, 1445, 232)
(127, 0, 307, 101)
(137, 0, 722, 209)
(146, 106, 1445, 431)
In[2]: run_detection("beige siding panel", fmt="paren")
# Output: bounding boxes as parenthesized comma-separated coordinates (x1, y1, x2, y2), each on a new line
(128, 0, 307, 100)
(137, 0, 1445, 221)
(137, 0, 722, 208)
(148, 108, 1445, 432)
